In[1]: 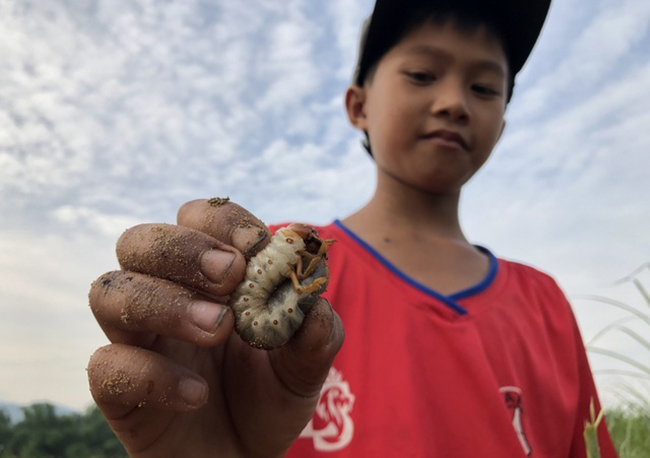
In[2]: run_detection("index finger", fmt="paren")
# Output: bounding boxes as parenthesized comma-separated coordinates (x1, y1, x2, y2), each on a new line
(178, 198, 271, 258)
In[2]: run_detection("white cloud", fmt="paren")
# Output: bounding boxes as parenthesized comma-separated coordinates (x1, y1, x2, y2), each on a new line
(51, 205, 140, 237)
(514, 0, 650, 121)
(256, 18, 320, 113)
(328, 0, 373, 80)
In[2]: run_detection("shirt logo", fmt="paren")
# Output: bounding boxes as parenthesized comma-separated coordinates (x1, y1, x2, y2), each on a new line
(500, 386, 532, 455)
(299, 367, 356, 452)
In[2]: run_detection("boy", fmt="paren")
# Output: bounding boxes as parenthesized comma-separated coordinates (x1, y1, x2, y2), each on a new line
(87, 0, 617, 456)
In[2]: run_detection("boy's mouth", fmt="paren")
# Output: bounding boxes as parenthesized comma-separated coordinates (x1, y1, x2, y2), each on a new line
(421, 129, 469, 150)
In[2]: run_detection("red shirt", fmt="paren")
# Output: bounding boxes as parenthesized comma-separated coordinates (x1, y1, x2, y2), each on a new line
(280, 221, 617, 457)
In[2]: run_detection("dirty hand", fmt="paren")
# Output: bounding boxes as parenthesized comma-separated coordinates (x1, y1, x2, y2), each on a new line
(87, 199, 344, 458)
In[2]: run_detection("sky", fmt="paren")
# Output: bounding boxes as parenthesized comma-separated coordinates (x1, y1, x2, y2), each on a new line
(0, 0, 649, 412)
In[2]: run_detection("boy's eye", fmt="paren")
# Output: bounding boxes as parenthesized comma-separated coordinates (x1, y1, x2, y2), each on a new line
(471, 84, 500, 97)
(405, 71, 436, 83)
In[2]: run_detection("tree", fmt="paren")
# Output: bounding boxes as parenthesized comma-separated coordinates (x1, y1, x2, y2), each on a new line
(6, 403, 78, 457)
(75, 405, 127, 457)
(0, 409, 12, 455)
(0, 402, 126, 457)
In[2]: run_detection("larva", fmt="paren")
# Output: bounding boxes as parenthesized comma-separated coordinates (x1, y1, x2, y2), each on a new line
(228, 223, 332, 350)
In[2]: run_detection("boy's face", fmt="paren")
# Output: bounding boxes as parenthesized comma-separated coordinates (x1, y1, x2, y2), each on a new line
(346, 20, 508, 195)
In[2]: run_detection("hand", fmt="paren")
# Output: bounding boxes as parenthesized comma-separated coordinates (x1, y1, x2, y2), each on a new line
(87, 199, 344, 457)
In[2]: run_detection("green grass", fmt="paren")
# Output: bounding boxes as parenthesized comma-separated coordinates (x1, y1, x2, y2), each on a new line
(605, 403, 650, 458)
(574, 263, 650, 457)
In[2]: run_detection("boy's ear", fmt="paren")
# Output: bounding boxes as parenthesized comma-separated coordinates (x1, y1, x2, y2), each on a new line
(345, 85, 368, 131)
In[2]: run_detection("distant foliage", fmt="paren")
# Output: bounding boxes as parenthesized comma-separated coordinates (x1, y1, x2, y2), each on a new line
(0, 403, 126, 458)
(605, 405, 650, 458)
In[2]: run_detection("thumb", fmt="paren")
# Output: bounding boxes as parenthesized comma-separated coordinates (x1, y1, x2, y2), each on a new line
(269, 298, 344, 397)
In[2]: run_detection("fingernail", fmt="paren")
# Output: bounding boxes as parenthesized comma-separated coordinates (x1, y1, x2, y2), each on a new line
(178, 377, 207, 408)
(200, 250, 236, 284)
(232, 225, 269, 256)
(190, 301, 227, 334)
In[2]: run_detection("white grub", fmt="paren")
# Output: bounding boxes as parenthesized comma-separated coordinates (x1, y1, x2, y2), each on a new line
(228, 224, 331, 350)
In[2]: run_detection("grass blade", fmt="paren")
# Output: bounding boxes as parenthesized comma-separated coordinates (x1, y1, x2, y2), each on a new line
(586, 347, 650, 376)
(633, 279, 650, 309)
(572, 294, 650, 328)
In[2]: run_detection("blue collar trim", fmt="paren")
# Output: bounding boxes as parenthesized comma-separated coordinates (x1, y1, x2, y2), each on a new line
(334, 219, 498, 315)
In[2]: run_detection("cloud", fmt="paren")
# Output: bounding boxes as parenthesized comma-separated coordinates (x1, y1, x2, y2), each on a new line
(514, 0, 650, 122)
(51, 205, 140, 237)
(1, 0, 648, 410)
(328, 0, 373, 80)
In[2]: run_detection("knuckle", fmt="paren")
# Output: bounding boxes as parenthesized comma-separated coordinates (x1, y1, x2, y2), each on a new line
(105, 272, 190, 329)
(87, 344, 151, 404)
(88, 344, 113, 369)
(115, 223, 151, 257)
(114, 218, 254, 296)
(177, 198, 271, 257)
(89, 270, 183, 332)
(116, 222, 244, 294)
(89, 271, 123, 315)
(177, 199, 203, 223)
(116, 223, 173, 272)
(87, 345, 120, 397)
(123, 278, 187, 330)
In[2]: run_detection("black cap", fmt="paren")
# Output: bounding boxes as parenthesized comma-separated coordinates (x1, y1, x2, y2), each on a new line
(354, 0, 552, 87)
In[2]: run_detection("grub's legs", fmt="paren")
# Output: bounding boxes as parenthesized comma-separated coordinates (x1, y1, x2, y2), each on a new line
(289, 239, 333, 295)
(295, 240, 333, 278)
(289, 264, 327, 295)
(296, 253, 319, 279)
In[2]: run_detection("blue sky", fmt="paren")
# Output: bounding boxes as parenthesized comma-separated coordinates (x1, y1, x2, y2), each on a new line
(1, 0, 649, 411)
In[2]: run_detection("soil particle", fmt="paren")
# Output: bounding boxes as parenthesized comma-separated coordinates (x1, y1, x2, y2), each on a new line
(91, 271, 122, 296)
(238, 216, 253, 229)
(208, 197, 230, 207)
(159, 387, 172, 406)
(102, 370, 134, 396)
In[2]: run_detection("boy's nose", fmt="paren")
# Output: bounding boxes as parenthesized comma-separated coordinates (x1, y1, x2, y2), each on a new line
(430, 82, 470, 124)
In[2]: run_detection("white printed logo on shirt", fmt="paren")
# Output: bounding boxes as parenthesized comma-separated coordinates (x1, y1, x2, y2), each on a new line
(500, 386, 532, 456)
(299, 367, 356, 452)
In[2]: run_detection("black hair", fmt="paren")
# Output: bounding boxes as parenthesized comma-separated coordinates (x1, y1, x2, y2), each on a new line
(357, 6, 514, 156)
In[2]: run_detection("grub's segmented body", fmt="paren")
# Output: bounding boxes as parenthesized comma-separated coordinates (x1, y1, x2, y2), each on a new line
(228, 224, 330, 350)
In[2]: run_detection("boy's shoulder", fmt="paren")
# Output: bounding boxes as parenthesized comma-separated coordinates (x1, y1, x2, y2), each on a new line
(497, 255, 569, 301)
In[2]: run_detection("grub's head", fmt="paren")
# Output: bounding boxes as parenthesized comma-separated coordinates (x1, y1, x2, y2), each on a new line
(285, 223, 331, 256)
